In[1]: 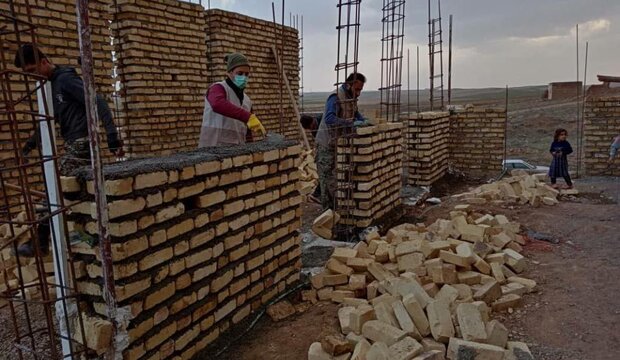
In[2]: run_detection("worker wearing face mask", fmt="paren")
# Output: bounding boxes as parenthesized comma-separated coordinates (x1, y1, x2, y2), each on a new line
(198, 52, 266, 147)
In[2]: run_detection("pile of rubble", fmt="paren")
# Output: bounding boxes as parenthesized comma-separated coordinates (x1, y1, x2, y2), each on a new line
(453, 171, 578, 207)
(305, 205, 535, 360)
(0, 212, 57, 303)
(299, 149, 319, 198)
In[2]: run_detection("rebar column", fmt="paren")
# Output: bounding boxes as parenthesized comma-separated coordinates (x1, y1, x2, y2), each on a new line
(379, 0, 406, 122)
(74, 1, 117, 358)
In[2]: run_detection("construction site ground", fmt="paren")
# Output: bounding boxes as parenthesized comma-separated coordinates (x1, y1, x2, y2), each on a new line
(214, 175, 619, 360)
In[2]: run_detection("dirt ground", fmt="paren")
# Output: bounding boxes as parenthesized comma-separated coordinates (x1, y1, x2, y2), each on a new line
(214, 176, 620, 360)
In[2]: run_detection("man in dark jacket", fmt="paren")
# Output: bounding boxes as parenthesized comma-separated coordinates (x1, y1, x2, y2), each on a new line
(15, 43, 123, 175)
(14, 44, 123, 257)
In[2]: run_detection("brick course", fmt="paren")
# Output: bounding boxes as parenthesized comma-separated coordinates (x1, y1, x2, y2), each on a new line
(584, 95, 620, 176)
(65, 139, 303, 359)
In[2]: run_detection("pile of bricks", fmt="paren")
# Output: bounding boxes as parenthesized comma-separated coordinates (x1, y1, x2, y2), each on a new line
(336, 123, 404, 228)
(449, 107, 506, 178)
(205, 9, 300, 140)
(306, 206, 535, 360)
(406, 112, 450, 186)
(452, 170, 577, 207)
(584, 95, 620, 176)
(63, 138, 303, 359)
(113, 0, 209, 157)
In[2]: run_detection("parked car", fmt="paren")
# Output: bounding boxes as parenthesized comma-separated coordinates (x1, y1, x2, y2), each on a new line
(503, 159, 549, 174)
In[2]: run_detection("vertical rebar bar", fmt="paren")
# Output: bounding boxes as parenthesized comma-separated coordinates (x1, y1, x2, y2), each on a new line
(416, 45, 419, 113)
(448, 14, 452, 104)
(75, 1, 117, 359)
(578, 42, 589, 177)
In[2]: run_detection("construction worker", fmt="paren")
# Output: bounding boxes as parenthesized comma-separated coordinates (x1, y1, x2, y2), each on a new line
(199, 53, 266, 147)
(609, 135, 620, 164)
(14, 43, 123, 257)
(300, 114, 322, 203)
(15, 43, 123, 175)
(315, 73, 369, 210)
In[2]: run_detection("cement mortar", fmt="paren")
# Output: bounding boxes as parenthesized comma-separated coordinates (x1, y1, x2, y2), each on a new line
(75, 135, 295, 180)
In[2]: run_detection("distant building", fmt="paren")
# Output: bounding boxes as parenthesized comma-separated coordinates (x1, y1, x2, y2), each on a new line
(545, 81, 582, 100)
(586, 75, 620, 97)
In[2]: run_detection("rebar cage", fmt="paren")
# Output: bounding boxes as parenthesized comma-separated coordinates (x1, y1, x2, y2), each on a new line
(0, 1, 88, 359)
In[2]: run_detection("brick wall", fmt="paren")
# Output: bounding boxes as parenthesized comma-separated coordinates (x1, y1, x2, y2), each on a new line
(449, 108, 506, 177)
(548, 81, 581, 100)
(0, 0, 113, 209)
(64, 138, 303, 359)
(205, 9, 300, 140)
(112, 0, 209, 157)
(584, 95, 620, 176)
(336, 123, 403, 228)
(406, 111, 450, 186)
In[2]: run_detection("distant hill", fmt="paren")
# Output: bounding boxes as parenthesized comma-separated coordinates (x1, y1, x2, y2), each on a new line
(300, 85, 547, 112)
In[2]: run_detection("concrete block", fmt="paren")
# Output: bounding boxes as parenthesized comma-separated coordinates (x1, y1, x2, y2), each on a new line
(367, 341, 390, 360)
(426, 300, 455, 343)
(457, 271, 481, 285)
(473, 280, 502, 304)
(402, 295, 431, 337)
(503, 249, 527, 273)
(134, 171, 168, 190)
(455, 303, 487, 342)
(350, 305, 375, 334)
(326, 258, 354, 276)
(392, 300, 422, 340)
(491, 294, 523, 312)
(484, 320, 508, 348)
(349, 274, 366, 291)
(398, 252, 425, 273)
(332, 247, 358, 263)
(446, 338, 504, 360)
(420, 338, 446, 354)
(389, 337, 424, 360)
(362, 320, 408, 346)
(351, 339, 371, 360)
(308, 342, 351, 360)
(434, 285, 459, 305)
(411, 350, 445, 359)
(375, 301, 399, 328)
(338, 306, 356, 334)
(490, 262, 506, 284)
(507, 276, 537, 292)
(321, 334, 353, 356)
(505, 341, 534, 360)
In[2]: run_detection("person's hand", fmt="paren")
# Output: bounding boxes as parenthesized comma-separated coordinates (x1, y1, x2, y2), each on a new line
(353, 119, 370, 127)
(108, 137, 125, 157)
(248, 114, 266, 135)
(22, 143, 33, 157)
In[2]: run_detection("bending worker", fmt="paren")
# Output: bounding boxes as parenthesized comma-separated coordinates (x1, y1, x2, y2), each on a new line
(609, 135, 620, 164)
(199, 53, 266, 147)
(15, 43, 123, 175)
(315, 73, 369, 210)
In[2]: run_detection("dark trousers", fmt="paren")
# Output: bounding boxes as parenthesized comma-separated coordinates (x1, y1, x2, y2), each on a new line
(551, 175, 572, 186)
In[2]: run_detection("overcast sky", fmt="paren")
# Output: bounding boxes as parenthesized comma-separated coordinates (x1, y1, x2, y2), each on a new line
(190, 0, 619, 92)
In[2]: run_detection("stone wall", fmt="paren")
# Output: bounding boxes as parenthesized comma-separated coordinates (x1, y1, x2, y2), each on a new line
(584, 95, 620, 176)
(205, 9, 300, 140)
(64, 138, 303, 359)
(0, 0, 113, 207)
(406, 111, 450, 186)
(112, 0, 209, 157)
(336, 123, 403, 228)
(449, 108, 506, 177)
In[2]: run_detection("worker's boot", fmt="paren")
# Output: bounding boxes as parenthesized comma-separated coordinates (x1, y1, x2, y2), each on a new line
(15, 222, 50, 258)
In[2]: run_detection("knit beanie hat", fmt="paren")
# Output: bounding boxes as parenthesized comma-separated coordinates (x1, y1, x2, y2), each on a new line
(225, 53, 250, 72)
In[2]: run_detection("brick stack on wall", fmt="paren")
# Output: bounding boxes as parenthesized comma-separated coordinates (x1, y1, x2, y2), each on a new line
(204, 9, 300, 140)
(336, 123, 404, 228)
(584, 95, 620, 176)
(112, 0, 209, 158)
(449, 108, 506, 177)
(0, 0, 113, 207)
(64, 138, 303, 359)
(406, 111, 450, 186)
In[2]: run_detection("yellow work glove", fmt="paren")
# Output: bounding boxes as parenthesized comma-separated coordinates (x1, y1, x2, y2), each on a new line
(247, 114, 266, 135)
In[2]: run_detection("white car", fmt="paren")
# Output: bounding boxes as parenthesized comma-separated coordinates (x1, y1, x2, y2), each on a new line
(503, 159, 549, 174)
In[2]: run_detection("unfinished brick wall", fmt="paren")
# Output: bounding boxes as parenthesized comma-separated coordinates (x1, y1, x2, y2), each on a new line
(584, 95, 620, 176)
(205, 9, 300, 140)
(0, 0, 113, 207)
(449, 108, 506, 177)
(336, 123, 403, 228)
(112, 0, 209, 157)
(64, 138, 303, 359)
(406, 111, 450, 186)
